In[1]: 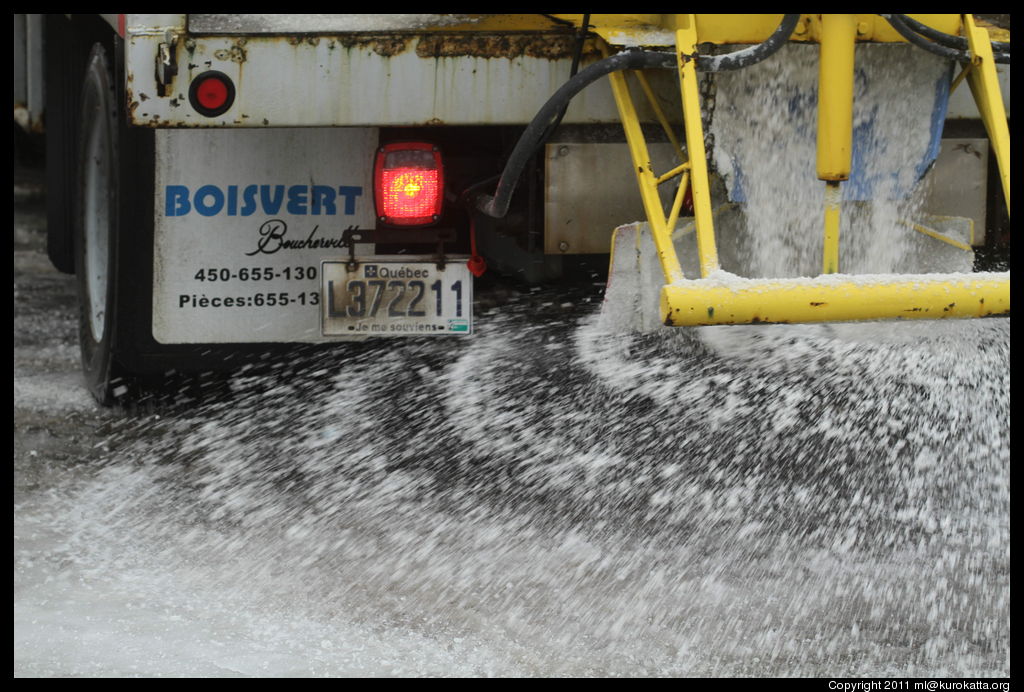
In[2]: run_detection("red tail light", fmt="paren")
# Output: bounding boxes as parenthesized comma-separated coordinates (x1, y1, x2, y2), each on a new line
(374, 143, 444, 226)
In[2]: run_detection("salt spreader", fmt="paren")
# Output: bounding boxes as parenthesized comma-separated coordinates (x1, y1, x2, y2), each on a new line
(473, 14, 1011, 327)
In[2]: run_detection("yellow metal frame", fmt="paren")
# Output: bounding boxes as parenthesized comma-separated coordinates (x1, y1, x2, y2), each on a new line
(962, 14, 1010, 214)
(562, 14, 966, 45)
(597, 13, 1010, 326)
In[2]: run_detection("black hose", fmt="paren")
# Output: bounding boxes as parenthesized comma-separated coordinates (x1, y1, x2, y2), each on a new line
(474, 49, 676, 218)
(895, 14, 1010, 56)
(696, 14, 801, 72)
(881, 14, 1010, 64)
(569, 15, 591, 76)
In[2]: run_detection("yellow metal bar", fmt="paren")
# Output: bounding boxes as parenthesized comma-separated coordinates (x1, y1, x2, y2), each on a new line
(686, 14, 793, 44)
(822, 182, 842, 274)
(661, 272, 1010, 326)
(817, 15, 856, 276)
(816, 14, 857, 181)
(665, 170, 691, 237)
(904, 221, 974, 253)
(963, 14, 1010, 216)
(634, 71, 686, 163)
(605, 66, 685, 283)
(655, 162, 690, 186)
(585, 14, 965, 46)
(676, 16, 720, 278)
(949, 62, 973, 96)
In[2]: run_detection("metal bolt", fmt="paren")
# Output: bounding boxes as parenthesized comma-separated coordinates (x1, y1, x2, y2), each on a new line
(857, 21, 870, 37)
(558, 146, 570, 157)
(558, 241, 570, 252)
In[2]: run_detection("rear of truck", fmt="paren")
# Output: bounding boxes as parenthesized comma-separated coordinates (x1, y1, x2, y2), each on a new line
(43, 14, 628, 403)
(29, 14, 1011, 404)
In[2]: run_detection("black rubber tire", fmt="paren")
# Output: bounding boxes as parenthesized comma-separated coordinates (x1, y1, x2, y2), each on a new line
(73, 43, 125, 405)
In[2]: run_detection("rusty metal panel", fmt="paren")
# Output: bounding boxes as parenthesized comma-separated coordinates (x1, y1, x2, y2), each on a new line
(125, 14, 186, 34)
(188, 14, 483, 34)
(544, 142, 680, 254)
(125, 27, 675, 127)
(122, 14, 1009, 128)
(187, 14, 569, 34)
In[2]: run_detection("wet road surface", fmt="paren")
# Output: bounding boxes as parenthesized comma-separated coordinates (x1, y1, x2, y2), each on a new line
(14, 159, 1010, 677)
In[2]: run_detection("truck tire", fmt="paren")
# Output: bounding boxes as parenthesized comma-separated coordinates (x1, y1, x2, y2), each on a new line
(74, 43, 125, 405)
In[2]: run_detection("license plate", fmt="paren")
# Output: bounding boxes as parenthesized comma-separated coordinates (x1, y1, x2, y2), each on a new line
(321, 259, 473, 336)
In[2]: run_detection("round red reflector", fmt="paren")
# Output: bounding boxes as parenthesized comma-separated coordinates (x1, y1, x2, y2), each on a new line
(189, 71, 235, 117)
(197, 78, 228, 110)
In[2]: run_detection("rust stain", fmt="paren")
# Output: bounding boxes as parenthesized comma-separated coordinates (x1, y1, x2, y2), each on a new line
(334, 35, 411, 57)
(135, 118, 233, 128)
(126, 84, 140, 120)
(214, 40, 247, 64)
(416, 34, 587, 60)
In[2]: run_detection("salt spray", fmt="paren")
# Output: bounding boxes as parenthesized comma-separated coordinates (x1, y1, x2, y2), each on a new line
(710, 43, 950, 278)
